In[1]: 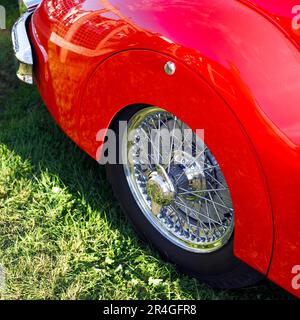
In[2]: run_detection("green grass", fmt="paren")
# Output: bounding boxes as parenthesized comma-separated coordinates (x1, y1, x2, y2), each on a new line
(0, 0, 294, 300)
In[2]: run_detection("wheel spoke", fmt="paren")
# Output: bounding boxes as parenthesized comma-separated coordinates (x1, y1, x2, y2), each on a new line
(174, 146, 207, 184)
(178, 187, 233, 211)
(167, 116, 177, 173)
(206, 180, 230, 208)
(174, 199, 223, 226)
(178, 187, 228, 194)
(140, 128, 161, 165)
(204, 170, 227, 189)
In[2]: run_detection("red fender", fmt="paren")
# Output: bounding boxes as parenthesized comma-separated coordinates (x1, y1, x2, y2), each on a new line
(30, 0, 300, 296)
(80, 50, 274, 275)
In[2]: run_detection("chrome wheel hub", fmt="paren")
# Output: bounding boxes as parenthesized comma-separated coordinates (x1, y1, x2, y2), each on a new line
(147, 165, 176, 214)
(123, 107, 234, 253)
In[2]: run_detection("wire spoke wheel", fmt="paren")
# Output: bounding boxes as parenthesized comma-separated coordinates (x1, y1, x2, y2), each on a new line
(123, 107, 234, 253)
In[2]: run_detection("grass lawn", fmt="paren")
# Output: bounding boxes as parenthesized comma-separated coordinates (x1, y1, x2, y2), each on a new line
(0, 0, 294, 300)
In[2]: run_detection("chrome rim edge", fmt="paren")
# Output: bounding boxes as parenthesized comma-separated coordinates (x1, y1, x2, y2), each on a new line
(122, 107, 234, 253)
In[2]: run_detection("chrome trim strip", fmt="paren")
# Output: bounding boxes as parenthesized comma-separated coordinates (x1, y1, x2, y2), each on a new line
(12, 12, 33, 65)
(12, 11, 34, 84)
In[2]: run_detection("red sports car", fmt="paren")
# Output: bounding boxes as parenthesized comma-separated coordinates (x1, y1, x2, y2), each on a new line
(12, 0, 300, 298)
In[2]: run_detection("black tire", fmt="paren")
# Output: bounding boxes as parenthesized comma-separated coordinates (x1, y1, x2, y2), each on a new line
(106, 106, 263, 289)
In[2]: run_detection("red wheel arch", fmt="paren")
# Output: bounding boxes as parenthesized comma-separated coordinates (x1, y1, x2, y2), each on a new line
(79, 50, 274, 275)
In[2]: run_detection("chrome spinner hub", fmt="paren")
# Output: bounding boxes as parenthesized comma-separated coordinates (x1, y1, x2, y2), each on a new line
(147, 165, 176, 215)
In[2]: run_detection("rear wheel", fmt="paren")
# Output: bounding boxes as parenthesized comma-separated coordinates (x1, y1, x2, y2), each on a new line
(106, 106, 262, 288)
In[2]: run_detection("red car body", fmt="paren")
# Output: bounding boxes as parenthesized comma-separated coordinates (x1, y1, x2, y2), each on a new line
(21, 0, 300, 297)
